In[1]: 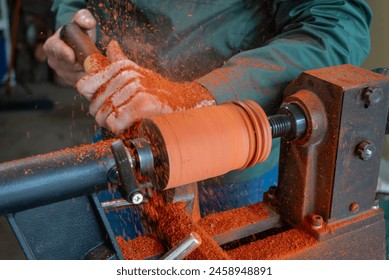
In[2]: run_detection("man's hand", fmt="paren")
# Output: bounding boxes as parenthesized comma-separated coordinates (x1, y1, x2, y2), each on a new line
(43, 9, 97, 86)
(77, 41, 216, 135)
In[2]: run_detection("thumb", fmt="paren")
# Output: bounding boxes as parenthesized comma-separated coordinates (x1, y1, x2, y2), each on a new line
(107, 40, 129, 62)
(72, 9, 97, 30)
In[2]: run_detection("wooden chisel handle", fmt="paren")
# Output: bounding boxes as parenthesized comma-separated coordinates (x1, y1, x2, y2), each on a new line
(60, 22, 108, 73)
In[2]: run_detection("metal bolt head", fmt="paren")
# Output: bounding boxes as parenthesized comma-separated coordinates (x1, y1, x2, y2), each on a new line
(131, 192, 144, 204)
(107, 166, 119, 184)
(362, 87, 383, 108)
(372, 204, 379, 210)
(356, 141, 375, 161)
(311, 214, 324, 229)
(349, 203, 360, 213)
(372, 199, 380, 210)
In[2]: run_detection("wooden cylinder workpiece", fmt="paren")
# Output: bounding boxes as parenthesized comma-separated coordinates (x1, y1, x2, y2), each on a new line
(139, 100, 272, 190)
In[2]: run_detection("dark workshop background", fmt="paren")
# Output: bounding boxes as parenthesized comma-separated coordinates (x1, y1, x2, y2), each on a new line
(0, 0, 388, 259)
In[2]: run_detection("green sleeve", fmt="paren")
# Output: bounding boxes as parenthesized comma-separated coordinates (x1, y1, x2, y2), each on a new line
(51, 0, 87, 30)
(198, 0, 372, 114)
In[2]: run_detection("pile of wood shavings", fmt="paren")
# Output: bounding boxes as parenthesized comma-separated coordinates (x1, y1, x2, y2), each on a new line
(116, 235, 164, 260)
(227, 228, 318, 260)
(143, 195, 230, 260)
(199, 202, 269, 236)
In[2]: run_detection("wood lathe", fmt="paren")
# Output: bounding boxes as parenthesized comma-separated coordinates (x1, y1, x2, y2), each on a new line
(0, 63, 387, 259)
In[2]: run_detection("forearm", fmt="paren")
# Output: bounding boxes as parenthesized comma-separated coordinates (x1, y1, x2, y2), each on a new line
(198, 0, 372, 114)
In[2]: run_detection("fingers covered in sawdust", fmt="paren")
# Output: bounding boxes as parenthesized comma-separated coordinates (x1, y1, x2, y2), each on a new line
(105, 92, 174, 135)
(76, 60, 140, 100)
(75, 39, 215, 135)
(94, 82, 141, 128)
(75, 39, 166, 134)
(88, 70, 142, 116)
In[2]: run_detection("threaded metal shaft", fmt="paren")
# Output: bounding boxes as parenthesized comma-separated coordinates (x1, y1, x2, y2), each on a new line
(268, 114, 292, 139)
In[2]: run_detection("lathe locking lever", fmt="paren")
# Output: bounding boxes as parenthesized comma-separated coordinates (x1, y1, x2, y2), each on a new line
(110, 140, 144, 204)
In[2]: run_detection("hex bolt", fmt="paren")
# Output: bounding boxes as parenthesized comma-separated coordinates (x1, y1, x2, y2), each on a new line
(349, 203, 360, 214)
(362, 87, 383, 108)
(311, 215, 323, 229)
(356, 141, 375, 161)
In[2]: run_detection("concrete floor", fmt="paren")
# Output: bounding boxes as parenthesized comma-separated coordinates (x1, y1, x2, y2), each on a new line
(0, 82, 96, 259)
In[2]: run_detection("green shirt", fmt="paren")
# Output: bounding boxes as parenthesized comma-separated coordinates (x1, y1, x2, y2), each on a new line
(52, 0, 372, 184)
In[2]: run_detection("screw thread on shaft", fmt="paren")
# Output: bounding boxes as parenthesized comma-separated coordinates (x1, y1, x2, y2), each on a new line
(268, 114, 292, 139)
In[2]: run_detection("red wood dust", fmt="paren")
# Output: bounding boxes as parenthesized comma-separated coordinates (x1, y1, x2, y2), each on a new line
(143, 194, 230, 260)
(227, 228, 318, 260)
(198, 202, 269, 236)
(118, 197, 320, 260)
(117, 235, 164, 260)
